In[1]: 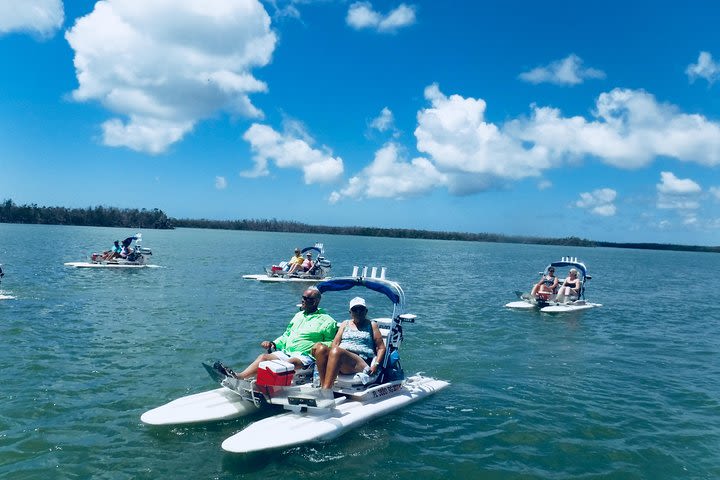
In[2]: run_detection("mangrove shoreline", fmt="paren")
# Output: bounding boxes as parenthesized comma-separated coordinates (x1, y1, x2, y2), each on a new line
(1, 199, 717, 253)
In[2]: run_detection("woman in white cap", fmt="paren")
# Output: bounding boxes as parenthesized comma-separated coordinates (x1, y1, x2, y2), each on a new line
(312, 296, 386, 397)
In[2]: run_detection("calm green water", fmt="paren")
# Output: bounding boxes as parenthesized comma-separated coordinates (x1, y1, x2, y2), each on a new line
(1, 224, 719, 479)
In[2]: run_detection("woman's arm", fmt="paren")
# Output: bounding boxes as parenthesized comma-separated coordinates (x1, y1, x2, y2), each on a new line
(331, 321, 346, 347)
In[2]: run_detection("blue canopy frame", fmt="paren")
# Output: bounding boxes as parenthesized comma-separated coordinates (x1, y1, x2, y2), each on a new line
(317, 276, 403, 306)
(547, 260, 588, 279)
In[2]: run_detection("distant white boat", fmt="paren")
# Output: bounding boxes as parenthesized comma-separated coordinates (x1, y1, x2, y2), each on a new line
(505, 257, 602, 313)
(242, 242, 331, 283)
(0, 264, 13, 300)
(65, 233, 157, 269)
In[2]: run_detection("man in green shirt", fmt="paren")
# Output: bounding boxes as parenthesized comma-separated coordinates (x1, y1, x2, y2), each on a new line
(233, 286, 337, 379)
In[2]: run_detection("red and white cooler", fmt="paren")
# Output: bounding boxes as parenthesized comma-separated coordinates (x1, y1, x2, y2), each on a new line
(256, 360, 295, 386)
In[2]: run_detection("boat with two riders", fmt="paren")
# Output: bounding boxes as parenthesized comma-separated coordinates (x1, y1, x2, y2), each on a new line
(64, 234, 157, 269)
(141, 267, 449, 453)
(505, 257, 602, 313)
(242, 242, 332, 283)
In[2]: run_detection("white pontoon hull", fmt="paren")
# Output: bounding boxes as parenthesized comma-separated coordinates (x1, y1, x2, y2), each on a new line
(221, 375, 449, 453)
(64, 262, 158, 269)
(504, 300, 537, 310)
(140, 387, 260, 426)
(505, 299, 602, 313)
(242, 274, 329, 283)
(540, 302, 602, 313)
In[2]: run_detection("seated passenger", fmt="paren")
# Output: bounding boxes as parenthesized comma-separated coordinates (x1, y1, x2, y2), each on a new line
(301, 252, 314, 272)
(558, 268, 581, 299)
(120, 244, 133, 258)
(286, 248, 304, 274)
(530, 267, 558, 300)
(312, 297, 386, 398)
(228, 287, 337, 380)
(102, 240, 121, 260)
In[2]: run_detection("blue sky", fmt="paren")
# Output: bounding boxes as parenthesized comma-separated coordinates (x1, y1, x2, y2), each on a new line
(1, 1, 720, 245)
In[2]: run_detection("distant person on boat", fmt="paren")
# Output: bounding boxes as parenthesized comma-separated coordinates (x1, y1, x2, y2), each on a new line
(286, 248, 304, 275)
(102, 240, 121, 260)
(558, 268, 581, 300)
(301, 252, 314, 273)
(531, 266, 558, 300)
(229, 287, 338, 380)
(120, 243, 133, 258)
(312, 297, 386, 397)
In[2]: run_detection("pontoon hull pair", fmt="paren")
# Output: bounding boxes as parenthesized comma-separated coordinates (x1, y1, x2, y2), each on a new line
(141, 273, 448, 453)
(241, 274, 326, 283)
(64, 261, 158, 269)
(505, 299, 602, 313)
(140, 375, 448, 453)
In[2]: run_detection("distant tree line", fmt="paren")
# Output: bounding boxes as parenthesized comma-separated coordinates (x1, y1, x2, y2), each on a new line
(595, 241, 720, 253)
(173, 218, 598, 248)
(0, 199, 172, 229)
(1, 199, 718, 253)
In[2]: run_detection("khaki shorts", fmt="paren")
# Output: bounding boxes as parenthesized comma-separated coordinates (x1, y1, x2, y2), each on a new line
(273, 350, 314, 367)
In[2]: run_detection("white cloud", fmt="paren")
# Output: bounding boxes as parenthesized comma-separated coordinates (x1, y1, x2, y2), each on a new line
(330, 142, 445, 202)
(368, 106, 400, 138)
(263, 0, 301, 20)
(0, 0, 64, 38)
(710, 186, 720, 200)
(415, 83, 550, 194)
(538, 180, 552, 190)
(333, 85, 720, 202)
(519, 54, 605, 86)
(242, 123, 344, 184)
(575, 188, 617, 216)
(512, 88, 720, 168)
(215, 176, 227, 189)
(656, 171, 701, 210)
(65, 0, 276, 154)
(656, 171, 701, 195)
(346, 2, 416, 33)
(370, 107, 394, 132)
(686, 51, 720, 84)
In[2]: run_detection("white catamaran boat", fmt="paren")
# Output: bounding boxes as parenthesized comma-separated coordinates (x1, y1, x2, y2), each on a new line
(64, 234, 157, 269)
(242, 242, 332, 283)
(142, 267, 449, 453)
(505, 257, 602, 313)
(0, 264, 14, 300)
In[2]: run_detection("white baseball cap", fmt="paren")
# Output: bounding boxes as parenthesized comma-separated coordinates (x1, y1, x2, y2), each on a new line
(349, 297, 366, 309)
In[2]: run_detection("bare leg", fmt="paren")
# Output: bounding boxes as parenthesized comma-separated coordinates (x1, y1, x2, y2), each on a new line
(321, 346, 368, 390)
(236, 352, 280, 379)
(312, 343, 330, 384)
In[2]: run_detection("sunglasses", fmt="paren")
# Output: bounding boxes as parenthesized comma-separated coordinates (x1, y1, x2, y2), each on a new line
(301, 296, 318, 302)
(350, 306, 367, 313)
